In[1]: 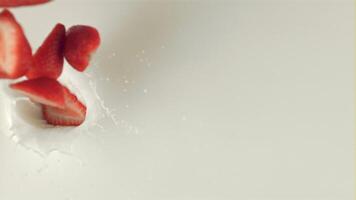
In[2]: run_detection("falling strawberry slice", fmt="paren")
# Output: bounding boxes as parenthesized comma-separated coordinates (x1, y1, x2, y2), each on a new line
(42, 87, 86, 126)
(10, 77, 65, 108)
(64, 25, 100, 72)
(27, 23, 65, 80)
(0, 9, 32, 79)
(0, 0, 51, 7)
(11, 78, 87, 126)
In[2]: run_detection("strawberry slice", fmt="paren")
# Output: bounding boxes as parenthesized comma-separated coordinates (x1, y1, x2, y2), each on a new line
(0, 9, 32, 79)
(0, 0, 51, 7)
(10, 77, 65, 108)
(42, 87, 86, 126)
(27, 23, 65, 80)
(64, 25, 100, 72)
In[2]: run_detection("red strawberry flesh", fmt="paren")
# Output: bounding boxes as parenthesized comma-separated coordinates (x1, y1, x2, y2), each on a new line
(0, 0, 51, 7)
(10, 78, 65, 109)
(64, 25, 100, 72)
(27, 23, 65, 80)
(42, 86, 86, 126)
(0, 9, 32, 79)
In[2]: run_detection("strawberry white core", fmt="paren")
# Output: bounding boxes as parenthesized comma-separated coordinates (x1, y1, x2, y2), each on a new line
(0, 21, 17, 75)
(15, 90, 63, 108)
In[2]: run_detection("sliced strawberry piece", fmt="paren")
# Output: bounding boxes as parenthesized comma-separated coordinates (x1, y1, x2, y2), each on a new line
(27, 23, 65, 80)
(10, 77, 65, 108)
(0, 0, 51, 7)
(64, 25, 100, 72)
(42, 87, 86, 126)
(0, 9, 32, 79)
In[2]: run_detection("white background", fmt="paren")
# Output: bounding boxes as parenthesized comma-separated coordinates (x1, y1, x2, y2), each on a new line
(0, 0, 354, 199)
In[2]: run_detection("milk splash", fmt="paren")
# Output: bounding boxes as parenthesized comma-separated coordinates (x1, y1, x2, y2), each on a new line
(0, 63, 133, 158)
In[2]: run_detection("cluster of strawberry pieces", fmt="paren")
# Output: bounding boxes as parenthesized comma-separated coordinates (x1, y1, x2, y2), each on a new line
(0, 0, 101, 126)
